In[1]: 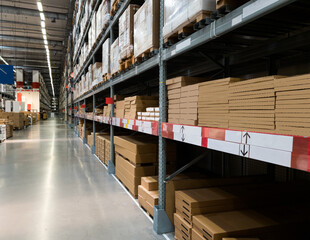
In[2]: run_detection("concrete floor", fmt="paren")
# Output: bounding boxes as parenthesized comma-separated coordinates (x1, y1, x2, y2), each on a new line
(0, 119, 165, 240)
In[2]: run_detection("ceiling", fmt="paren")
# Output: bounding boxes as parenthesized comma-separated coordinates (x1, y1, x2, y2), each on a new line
(0, 0, 75, 97)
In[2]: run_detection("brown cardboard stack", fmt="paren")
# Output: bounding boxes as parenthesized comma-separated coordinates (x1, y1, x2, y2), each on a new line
(138, 177, 159, 217)
(95, 107, 103, 115)
(275, 74, 310, 136)
(134, 0, 160, 58)
(0, 119, 13, 138)
(115, 135, 157, 197)
(229, 76, 282, 133)
(124, 96, 158, 119)
(167, 76, 207, 124)
(198, 78, 241, 128)
(192, 210, 277, 240)
(119, 4, 140, 60)
(173, 182, 303, 240)
(103, 105, 112, 117)
(0, 112, 24, 129)
(104, 136, 111, 165)
(115, 100, 125, 118)
(96, 135, 110, 165)
(180, 84, 199, 125)
(165, 175, 269, 225)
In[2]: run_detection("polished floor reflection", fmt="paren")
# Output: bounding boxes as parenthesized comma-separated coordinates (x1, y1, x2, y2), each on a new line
(0, 119, 164, 240)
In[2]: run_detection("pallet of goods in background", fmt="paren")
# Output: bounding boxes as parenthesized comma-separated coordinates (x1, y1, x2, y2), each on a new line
(119, 4, 140, 71)
(134, 0, 159, 61)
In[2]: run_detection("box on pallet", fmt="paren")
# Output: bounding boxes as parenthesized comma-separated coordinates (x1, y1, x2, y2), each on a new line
(119, 4, 140, 60)
(96, 0, 110, 36)
(134, 0, 160, 58)
(110, 38, 120, 75)
(102, 38, 110, 77)
(163, 0, 215, 40)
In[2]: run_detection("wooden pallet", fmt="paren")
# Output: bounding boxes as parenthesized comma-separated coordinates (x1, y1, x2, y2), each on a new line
(102, 73, 111, 82)
(120, 55, 135, 71)
(0, 139, 5, 143)
(164, 10, 212, 47)
(135, 47, 159, 64)
(139, 204, 154, 218)
(111, 70, 121, 78)
(117, 178, 137, 199)
(213, 4, 241, 19)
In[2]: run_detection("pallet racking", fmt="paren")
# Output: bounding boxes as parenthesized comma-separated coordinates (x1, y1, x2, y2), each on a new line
(61, 0, 310, 234)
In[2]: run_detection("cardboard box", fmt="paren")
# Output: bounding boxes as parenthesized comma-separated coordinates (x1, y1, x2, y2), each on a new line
(192, 210, 278, 240)
(141, 176, 158, 191)
(134, 0, 160, 58)
(119, 4, 140, 60)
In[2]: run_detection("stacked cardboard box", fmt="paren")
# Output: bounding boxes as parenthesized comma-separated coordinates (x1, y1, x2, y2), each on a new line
(167, 76, 206, 124)
(102, 38, 110, 78)
(0, 112, 24, 130)
(275, 74, 310, 136)
(229, 76, 282, 133)
(192, 210, 277, 240)
(115, 100, 125, 118)
(134, 0, 160, 58)
(119, 4, 140, 60)
(115, 135, 158, 197)
(198, 78, 240, 128)
(103, 105, 112, 117)
(124, 96, 158, 119)
(110, 38, 120, 75)
(92, 62, 102, 86)
(104, 136, 111, 165)
(0, 119, 13, 138)
(137, 107, 159, 121)
(138, 177, 158, 217)
(163, 0, 215, 41)
(180, 84, 199, 125)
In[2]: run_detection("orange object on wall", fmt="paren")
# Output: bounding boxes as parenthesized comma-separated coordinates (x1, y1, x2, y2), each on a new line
(27, 104, 31, 111)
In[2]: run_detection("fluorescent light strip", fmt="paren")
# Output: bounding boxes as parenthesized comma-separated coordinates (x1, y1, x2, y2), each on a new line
(37, 1, 54, 97)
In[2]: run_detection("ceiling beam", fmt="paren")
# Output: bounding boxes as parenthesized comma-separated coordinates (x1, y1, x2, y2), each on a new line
(0, 6, 67, 20)
(0, 35, 63, 47)
(0, 46, 63, 53)
(3, 57, 61, 63)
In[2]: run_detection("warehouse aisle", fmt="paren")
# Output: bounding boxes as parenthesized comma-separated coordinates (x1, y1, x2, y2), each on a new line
(0, 119, 164, 240)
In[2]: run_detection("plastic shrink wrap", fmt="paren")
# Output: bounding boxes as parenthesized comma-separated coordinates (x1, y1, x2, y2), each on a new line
(110, 38, 120, 74)
(133, 0, 159, 58)
(102, 38, 110, 76)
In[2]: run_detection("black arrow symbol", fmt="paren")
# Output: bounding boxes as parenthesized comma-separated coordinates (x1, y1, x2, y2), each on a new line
(180, 126, 185, 142)
(243, 132, 251, 144)
(241, 144, 248, 156)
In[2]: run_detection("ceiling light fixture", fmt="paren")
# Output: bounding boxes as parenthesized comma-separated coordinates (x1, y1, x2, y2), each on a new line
(37, 1, 55, 97)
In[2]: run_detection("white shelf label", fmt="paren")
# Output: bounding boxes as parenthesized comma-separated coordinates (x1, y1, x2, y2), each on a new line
(232, 15, 243, 26)
(176, 38, 191, 52)
(242, 131, 293, 152)
(243, 0, 279, 18)
(249, 145, 291, 168)
(208, 139, 240, 156)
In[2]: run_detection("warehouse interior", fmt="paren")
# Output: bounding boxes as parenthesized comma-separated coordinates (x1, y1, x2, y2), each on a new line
(1, 0, 310, 240)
